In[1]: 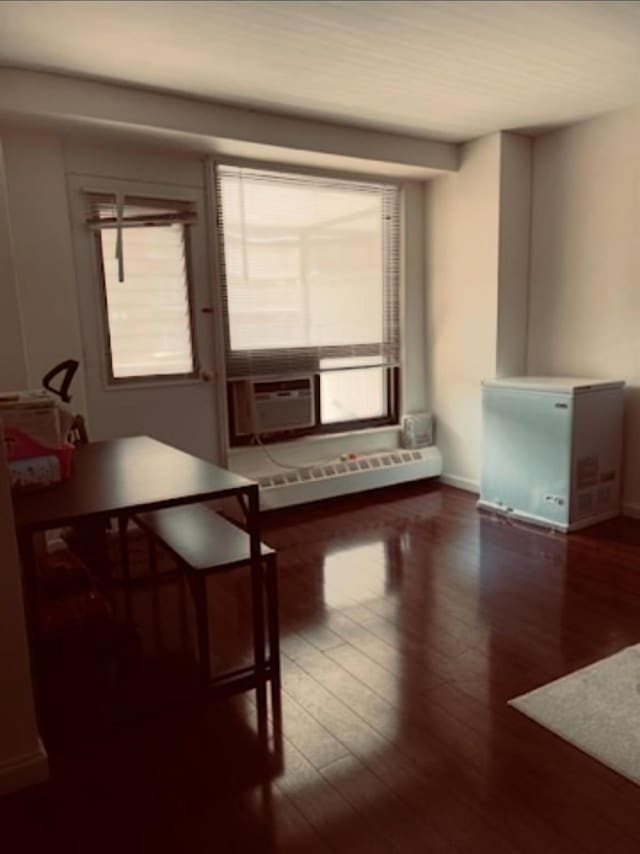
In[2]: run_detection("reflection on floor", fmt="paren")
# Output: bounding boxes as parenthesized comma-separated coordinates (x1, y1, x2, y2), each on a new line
(4, 481, 640, 853)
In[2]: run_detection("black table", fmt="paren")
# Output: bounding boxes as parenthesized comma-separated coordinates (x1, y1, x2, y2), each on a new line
(13, 436, 267, 714)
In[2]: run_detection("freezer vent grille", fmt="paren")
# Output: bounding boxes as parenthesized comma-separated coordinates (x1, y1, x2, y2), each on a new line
(576, 491, 594, 518)
(596, 486, 613, 510)
(576, 456, 599, 489)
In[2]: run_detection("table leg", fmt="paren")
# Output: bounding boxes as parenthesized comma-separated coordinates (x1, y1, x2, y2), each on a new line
(248, 485, 267, 720)
(118, 514, 131, 584)
(265, 554, 281, 719)
(17, 531, 43, 721)
(148, 534, 158, 577)
(188, 574, 211, 693)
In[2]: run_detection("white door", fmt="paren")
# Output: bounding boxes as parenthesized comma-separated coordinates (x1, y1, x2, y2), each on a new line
(68, 174, 223, 463)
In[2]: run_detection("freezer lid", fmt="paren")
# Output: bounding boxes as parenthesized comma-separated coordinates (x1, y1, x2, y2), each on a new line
(482, 376, 625, 394)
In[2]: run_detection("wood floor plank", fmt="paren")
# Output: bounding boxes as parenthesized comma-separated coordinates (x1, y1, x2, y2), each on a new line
(270, 689, 351, 771)
(7, 482, 640, 853)
(274, 738, 397, 854)
(320, 754, 460, 853)
(283, 613, 622, 854)
(281, 646, 523, 853)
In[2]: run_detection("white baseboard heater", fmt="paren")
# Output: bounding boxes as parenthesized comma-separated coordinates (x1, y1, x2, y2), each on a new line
(257, 446, 443, 510)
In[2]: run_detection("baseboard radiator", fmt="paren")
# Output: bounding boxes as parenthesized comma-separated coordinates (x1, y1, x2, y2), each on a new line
(257, 446, 443, 510)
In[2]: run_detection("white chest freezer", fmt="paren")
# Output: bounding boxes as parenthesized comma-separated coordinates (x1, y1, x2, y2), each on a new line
(478, 377, 624, 531)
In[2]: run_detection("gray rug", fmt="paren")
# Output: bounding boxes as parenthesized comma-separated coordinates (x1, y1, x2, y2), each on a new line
(509, 644, 640, 784)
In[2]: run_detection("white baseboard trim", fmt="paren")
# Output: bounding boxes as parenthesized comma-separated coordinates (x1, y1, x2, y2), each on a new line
(0, 740, 49, 797)
(622, 501, 640, 519)
(440, 473, 480, 494)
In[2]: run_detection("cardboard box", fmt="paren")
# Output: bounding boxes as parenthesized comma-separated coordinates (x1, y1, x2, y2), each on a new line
(0, 390, 61, 448)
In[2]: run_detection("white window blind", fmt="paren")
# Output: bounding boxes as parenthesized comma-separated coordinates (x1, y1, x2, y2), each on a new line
(215, 166, 400, 380)
(86, 193, 197, 380)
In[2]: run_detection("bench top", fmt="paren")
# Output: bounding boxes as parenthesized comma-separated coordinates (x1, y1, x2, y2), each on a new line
(134, 504, 274, 572)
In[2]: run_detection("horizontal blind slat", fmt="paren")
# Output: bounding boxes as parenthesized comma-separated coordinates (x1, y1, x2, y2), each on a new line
(85, 192, 197, 228)
(215, 165, 400, 381)
(93, 218, 196, 379)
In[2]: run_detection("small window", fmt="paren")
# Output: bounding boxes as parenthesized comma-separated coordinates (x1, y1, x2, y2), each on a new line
(319, 356, 387, 424)
(87, 193, 197, 382)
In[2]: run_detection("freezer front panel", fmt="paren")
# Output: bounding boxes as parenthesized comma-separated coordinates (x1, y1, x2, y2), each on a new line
(481, 387, 572, 527)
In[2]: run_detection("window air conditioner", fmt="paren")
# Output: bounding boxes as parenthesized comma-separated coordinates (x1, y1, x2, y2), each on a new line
(231, 377, 315, 436)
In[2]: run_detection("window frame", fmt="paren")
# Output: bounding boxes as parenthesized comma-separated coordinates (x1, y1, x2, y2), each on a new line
(93, 219, 201, 386)
(214, 160, 402, 446)
(227, 366, 399, 446)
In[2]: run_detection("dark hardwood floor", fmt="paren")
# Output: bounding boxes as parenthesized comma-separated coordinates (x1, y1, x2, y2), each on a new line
(3, 481, 640, 853)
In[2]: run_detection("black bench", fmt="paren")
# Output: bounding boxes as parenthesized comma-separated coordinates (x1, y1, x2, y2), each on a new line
(132, 503, 280, 701)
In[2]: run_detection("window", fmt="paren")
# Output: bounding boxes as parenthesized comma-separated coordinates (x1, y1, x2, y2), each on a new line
(86, 193, 197, 381)
(216, 166, 400, 441)
(320, 356, 387, 424)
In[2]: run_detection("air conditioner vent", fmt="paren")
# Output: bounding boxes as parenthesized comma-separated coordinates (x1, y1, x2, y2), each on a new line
(231, 376, 315, 436)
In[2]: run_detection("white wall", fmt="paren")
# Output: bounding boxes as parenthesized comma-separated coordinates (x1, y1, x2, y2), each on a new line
(0, 435, 48, 795)
(402, 181, 428, 415)
(0, 141, 28, 390)
(496, 133, 531, 377)
(527, 104, 640, 512)
(0, 69, 457, 177)
(424, 131, 532, 492)
(2, 130, 87, 415)
(424, 134, 502, 491)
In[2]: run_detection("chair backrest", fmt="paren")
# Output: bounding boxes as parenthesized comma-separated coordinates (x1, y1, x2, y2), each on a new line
(67, 414, 89, 447)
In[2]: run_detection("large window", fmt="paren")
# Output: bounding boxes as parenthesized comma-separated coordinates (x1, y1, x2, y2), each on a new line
(87, 193, 197, 381)
(216, 166, 400, 441)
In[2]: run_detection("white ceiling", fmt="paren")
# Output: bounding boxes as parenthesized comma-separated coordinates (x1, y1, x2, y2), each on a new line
(0, 0, 638, 143)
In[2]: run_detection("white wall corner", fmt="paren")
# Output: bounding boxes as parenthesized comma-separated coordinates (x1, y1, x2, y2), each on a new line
(0, 740, 49, 798)
(440, 473, 480, 494)
(496, 131, 532, 378)
(423, 132, 501, 491)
